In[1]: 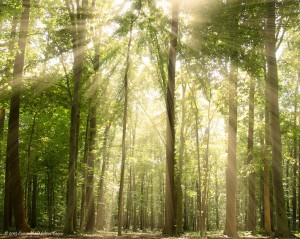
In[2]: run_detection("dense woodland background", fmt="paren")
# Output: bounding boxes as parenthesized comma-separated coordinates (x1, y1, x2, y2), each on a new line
(0, 0, 299, 237)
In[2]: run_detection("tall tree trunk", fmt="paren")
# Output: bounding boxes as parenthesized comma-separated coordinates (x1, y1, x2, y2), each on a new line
(176, 83, 186, 234)
(140, 174, 145, 231)
(25, 112, 37, 221)
(246, 77, 256, 232)
(125, 167, 132, 230)
(4, 0, 31, 232)
(132, 168, 138, 232)
(201, 96, 212, 236)
(165, 0, 178, 235)
(292, 75, 299, 230)
(224, 49, 238, 238)
(265, 0, 289, 236)
(215, 167, 220, 229)
(0, 109, 5, 157)
(64, 0, 88, 234)
(117, 16, 133, 237)
(191, 90, 202, 234)
(31, 169, 37, 228)
(85, 108, 96, 232)
(224, 0, 239, 236)
(80, 115, 90, 231)
(96, 123, 111, 230)
(263, 55, 272, 235)
(47, 171, 53, 231)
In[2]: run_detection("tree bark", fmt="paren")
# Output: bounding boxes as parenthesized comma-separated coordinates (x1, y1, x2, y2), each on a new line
(96, 123, 111, 230)
(246, 77, 256, 232)
(64, 0, 88, 234)
(80, 114, 89, 231)
(224, 50, 238, 238)
(85, 108, 96, 232)
(25, 112, 37, 221)
(118, 18, 133, 236)
(31, 169, 37, 228)
(224, 0, 239, 236)
(0, 108, 5, 147)
(265, 0, 289, 236)
(201, 94, 212, 236)
(176, 83, 186, 234)
(165, 0, 178, 235)
(4, 0, 31, 232)
(292, 74, 299, 230)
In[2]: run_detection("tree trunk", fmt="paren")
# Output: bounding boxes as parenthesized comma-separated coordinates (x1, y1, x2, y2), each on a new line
(4, 0, 31, 232)
(140, 174, 145, 231)
(96, 123, 111, 230)
(265, 0, 289, 236)
(176, 83, 186, 234)
(292, 75, 299, 230)
(224, 50, 238, 238)
(47, 170, 53, 231)
(31, 170, 37, 228)
(80, 115, 89, 231)
(85, 108, 96, 232)
(246, 77, 256, 232)
(224, 0, 239, 236)
(165, 0, 178, 235)
(201, 93, 212, 236)
(192, 91, 202, 234)
(64, 0, 88, 235)
(132, 168, 138, 232)
(117, 17, 133, 237)
(25, 112, 37, 221)
(215, 167, 220, 229)
(0, 109, 5, 155)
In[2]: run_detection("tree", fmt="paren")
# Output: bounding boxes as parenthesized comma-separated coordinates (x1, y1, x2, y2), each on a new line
(117, 11, 134, 237)
(4, 0, 31, 232)
(246, 77, 256, 232)
(165, 0, 179, 235)
(64, 0, 89, 234)
(224, 1, 239, 237)
(264, 0, 290, 237)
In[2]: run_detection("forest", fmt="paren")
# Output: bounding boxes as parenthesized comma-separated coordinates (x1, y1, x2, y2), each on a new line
(0, 0, 299, 238)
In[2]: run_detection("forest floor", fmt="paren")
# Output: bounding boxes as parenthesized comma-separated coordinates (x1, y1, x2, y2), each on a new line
(0, 231, 299, 239)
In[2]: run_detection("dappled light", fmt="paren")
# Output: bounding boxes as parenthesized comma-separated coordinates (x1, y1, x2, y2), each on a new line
(0, 0, 299, 238)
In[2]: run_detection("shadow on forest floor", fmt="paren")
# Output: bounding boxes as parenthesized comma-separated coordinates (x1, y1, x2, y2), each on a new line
(0, 231, 299, 239)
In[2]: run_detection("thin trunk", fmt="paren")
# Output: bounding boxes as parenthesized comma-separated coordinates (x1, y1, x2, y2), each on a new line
(80, 114, 89, 231)
(140, 174, 145, 231)
(176, 83, 186, 234)
(117, 18, 133, 237)
(246, 77, 256, 232)
(292, 74, 299, 230)
(64, 0, 88, 234)
(47, 171, 53, 231)
(132, 168, 138, 232)
(96, 123, 111, 230)
(31, 170, 37, 228)
(4, 0, 31, 232)
(125, 167, 132, 230)
(265, 1, 289, 236)
(215, 168, 220, 229)
(165, 0, 178, 234)
(201, 94, 212, 236)
(192, 93, 202, 234)
(0, 109, 5, 159)
(150, 174, 154, 230)
(85, 108, 96, 232)
(25, 112, 37, 220)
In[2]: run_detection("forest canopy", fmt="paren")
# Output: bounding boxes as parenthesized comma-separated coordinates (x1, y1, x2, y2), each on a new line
(0, 0, 299, 238)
